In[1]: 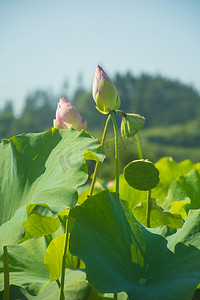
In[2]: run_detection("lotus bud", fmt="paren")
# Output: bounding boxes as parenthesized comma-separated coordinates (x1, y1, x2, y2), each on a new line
(121, 113, 145, 139)
(92, 65, 120, 114)
(53, 97, 87, 131)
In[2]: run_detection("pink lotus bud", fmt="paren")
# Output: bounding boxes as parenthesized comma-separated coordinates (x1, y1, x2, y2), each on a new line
(53, 97, 87, 131)
(92, 65, 120, 114)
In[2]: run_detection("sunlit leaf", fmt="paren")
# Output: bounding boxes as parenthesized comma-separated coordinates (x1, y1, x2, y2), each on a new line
(133, 198, 184, 228)
(169, 200, 190, 220)
(44, 234, 85, 282)
(20, 212, 60, 243)
(88, 291, 128, 299)
(153, 157, 200, 203)
(166, 209, 200, 250)
(166, 169, 200, 215)
(110, 157, 200, 210)
(44, 234, 65, 282)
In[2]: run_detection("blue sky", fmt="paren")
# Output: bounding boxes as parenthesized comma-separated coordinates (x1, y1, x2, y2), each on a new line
(0, 0, 200, 113)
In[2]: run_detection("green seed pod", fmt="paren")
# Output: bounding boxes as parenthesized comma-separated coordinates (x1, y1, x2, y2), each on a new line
(124, 159, 160, 191)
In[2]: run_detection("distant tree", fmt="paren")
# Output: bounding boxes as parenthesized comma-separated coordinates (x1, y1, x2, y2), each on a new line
(72, 88, 105, 134)
(0, 100, 16, 139)
(132, 74, 200, 127)
(3, 100, 14, 114)
(113, 73, 200, 127)
(1, 71, 200, 144)
(60, 78, 70, 100)
(114, 71, 136, 112)
(18, 89, 56, 134)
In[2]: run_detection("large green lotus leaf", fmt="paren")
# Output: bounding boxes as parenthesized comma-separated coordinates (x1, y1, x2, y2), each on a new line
(133, 198, 184, 228)
(0, 206, 27, 248)
(0, 269, 91, 300)
(0, 128, 104, 248)
(165, 169, 200, 214)
(166, 209, 200, 291)
(153, 157, 200, 203)
(69, 190, 200, 300)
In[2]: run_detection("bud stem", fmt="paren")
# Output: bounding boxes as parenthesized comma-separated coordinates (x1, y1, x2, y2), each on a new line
(135, 133, 143, 159)
(3, 246, 9, 300)
(89, 114, 111, 196)
(115, 109, 127, 117)
(59, 214, 70, 300)
(146, 190, 151, 228)
(110, 112, 119, 194)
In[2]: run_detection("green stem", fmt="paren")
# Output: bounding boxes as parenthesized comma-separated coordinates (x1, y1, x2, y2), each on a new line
(59, 215, 70, 300)
(114, 293, 118, 299)
(110, 113, 119, 194)
(89, 114, 111, 196)
(135, 133, 143, 159)
(146, 190, 151, 228)
(56, 279, 61, 288)
(115, 109, 127, 117)
(110, 113, 119, 300)
(3, 246, 9, 300)
(76, 257, 80, 269)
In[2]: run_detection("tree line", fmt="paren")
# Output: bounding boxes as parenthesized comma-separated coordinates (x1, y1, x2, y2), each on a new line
(0, 72, 200, 143)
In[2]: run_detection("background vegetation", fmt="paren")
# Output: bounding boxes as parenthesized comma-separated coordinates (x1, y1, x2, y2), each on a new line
(1, 72, 200, 179)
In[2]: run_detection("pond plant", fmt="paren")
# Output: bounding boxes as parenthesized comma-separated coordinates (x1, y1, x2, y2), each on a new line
(1, 65, 200, 300)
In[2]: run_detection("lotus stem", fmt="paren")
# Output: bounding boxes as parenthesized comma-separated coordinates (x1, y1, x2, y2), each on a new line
(59, 216, 70, 300)
(146, 190, 151, 228)
(89, 114, 111, 196)
(135, 133, 143, 159)
(110, 112, 119, 194)
(3, 246, 9, 300)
